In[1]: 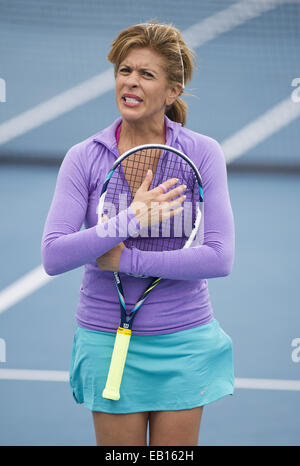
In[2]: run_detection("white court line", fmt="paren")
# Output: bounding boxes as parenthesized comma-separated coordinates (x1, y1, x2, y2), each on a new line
(0, 68, 114, 145)
(183, 0, 287, 48)
(235, 377, 300, 391)
(0, 0, 290, 146)
(0, 368, 69, 382)
(0, 369, 299, 391)
(0, 265, 53, 314)
(221, 97, 300, 163)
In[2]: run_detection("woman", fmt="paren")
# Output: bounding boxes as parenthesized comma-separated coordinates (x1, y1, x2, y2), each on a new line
(41, 22, 235, 446)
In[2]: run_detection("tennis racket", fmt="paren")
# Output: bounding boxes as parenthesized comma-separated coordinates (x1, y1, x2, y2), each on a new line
(97, 144, 204, 401)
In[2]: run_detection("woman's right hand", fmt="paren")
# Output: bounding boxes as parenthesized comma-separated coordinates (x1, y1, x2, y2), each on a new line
(129, 169, 187, 228)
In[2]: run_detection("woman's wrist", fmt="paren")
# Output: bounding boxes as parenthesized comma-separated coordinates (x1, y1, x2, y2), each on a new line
(128, 201, 148, 227)
(118, 246, 133, 274)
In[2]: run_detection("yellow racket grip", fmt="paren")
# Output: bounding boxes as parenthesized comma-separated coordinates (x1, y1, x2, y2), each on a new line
(102, 327, 132, 401)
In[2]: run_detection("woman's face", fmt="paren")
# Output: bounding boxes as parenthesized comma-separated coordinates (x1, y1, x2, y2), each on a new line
(115, 47, 178, 126)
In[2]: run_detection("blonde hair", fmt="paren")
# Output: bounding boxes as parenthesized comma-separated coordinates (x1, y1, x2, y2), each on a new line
(107, 21, 196, 126)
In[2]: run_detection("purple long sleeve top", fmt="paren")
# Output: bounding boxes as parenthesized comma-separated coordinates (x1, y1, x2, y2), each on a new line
(41, 116, 235, 335)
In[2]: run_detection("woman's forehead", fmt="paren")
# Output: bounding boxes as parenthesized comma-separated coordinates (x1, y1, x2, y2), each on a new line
(120, 47, 166, 70)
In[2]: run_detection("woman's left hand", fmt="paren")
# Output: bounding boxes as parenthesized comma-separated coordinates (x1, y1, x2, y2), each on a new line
(96, 215, 126, 271)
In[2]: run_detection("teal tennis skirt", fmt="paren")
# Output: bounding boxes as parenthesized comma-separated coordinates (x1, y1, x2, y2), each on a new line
(69, 318, 234, 413)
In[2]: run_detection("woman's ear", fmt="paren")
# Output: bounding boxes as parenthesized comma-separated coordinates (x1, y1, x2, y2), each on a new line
(165, 83, 183, 106)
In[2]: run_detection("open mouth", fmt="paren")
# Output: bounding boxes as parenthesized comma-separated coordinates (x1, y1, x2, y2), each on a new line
(122, 94, 143, 106)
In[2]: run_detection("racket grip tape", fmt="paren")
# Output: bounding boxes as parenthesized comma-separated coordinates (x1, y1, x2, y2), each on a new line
(102, 327, 132, 401)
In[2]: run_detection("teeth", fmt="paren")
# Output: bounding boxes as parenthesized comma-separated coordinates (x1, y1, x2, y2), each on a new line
(125, 97, 140, 103)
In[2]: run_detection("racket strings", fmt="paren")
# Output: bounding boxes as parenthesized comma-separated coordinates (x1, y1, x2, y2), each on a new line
(121, 148, 162, 197)
(104, 148, 202, 252)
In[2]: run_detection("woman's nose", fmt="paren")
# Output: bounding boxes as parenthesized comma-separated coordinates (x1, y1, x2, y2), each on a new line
(125, 71, 139, 87)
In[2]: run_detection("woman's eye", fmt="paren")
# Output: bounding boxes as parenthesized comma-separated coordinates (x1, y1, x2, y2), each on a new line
(119, 68, 130, 74)
(143, 71, 153, 78)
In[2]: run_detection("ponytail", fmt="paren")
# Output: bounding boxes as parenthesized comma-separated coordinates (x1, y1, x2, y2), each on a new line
(166, 98, 187, 126)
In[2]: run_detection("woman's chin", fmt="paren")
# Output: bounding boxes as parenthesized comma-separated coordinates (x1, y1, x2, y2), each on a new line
(118, 110, 144, 124)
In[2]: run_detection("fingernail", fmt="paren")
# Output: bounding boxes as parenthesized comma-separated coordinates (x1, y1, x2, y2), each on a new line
(147, 169, 152, 176)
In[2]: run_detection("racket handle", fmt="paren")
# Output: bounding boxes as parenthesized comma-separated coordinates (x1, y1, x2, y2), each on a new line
(102, 327, 132, 401)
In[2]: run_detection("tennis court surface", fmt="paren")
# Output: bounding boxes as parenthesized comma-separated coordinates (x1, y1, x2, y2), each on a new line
(0, 0, 299, 446)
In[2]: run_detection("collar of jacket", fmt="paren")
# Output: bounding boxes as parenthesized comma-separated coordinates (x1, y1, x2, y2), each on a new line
(92, 115, 182, 157)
